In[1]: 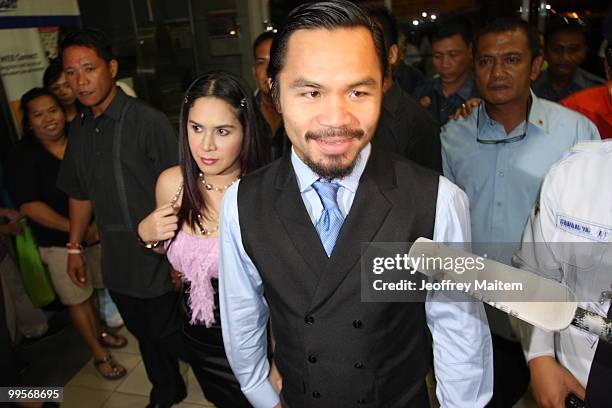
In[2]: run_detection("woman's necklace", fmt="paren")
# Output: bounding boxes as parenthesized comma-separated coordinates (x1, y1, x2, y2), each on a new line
(195, 213, 218, 236)
(198, 172, 240, 192)
(194, 172, 240, 236)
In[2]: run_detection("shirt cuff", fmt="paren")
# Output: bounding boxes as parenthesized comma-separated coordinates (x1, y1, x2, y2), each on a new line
(521, 325, 555, 362)
(244, 379, 280, 408)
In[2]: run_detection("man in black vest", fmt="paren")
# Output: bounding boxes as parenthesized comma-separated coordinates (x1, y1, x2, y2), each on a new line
(219, 2, 493, 407)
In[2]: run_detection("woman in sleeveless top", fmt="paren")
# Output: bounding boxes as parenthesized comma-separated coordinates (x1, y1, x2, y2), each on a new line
(137, 72, 268, 407)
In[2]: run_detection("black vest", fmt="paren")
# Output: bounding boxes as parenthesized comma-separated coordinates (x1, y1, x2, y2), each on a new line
(238, 147, 439, 407)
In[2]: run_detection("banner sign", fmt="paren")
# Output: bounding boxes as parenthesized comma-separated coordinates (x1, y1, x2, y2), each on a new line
(0, 0, 80, 29)
(0, 27, 48, 135)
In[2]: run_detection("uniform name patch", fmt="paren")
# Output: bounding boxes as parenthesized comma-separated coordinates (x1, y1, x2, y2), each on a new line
(557, 215, 612, 242)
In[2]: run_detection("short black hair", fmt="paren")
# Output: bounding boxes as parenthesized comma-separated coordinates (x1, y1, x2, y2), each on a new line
(430, 15, 473, 47)
(43, 58, 63, 88)
(267, 0, 386, 105)
(362, 4, 398, 51)
(544, 16, 588, 45)
(474, 17, 541, 60)
(59, 27, 115, 63)
(253, 31, 275, 57)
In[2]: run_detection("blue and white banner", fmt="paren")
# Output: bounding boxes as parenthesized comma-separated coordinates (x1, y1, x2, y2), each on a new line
(0, 0, 80, 135)
(0, 27, 48, 135)
(0, 0, 80, 29)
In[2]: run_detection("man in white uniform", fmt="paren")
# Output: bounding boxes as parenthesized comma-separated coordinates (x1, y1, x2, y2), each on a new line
(514, 141, 612, 408)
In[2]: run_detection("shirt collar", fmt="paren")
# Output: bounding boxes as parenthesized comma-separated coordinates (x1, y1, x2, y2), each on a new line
(527, 90, 548, 132)
(479, 90, 547, 136)
(80, 87, 127, 122)
(539, 69, 585, 93)
(291, 143, 371, 194)
(456, 72, 475, 100)
(572, 68, 591, 89)
(432, 72, 474, 100)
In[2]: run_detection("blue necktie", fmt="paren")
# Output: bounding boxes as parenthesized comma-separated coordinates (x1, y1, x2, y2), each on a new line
(312, 180, 344, 257)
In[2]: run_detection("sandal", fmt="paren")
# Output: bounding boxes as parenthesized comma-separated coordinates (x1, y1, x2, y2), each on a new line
(94, 354, 127, 380)
(99, 331, 128, 349)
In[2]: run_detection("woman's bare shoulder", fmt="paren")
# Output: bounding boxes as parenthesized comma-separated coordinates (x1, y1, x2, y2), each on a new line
(155, 166, 183, 205)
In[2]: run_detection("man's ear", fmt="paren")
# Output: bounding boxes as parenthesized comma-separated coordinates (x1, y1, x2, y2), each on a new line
(109, 59, 119, 79)
(530, 55, 544, 81)
(268, 77, 281, 113)
(388, 44, 399, 67)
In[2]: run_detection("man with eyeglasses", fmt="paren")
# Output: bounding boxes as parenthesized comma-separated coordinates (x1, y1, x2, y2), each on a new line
(441, 17, 600, 407)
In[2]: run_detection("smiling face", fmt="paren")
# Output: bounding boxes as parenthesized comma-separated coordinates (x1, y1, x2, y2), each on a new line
(187, 96, 243, 177)
(275, 27, 383, 180)
(62, 45, 118, 116)
(475, 29, 542, 108)
(26, 95, 66, 143)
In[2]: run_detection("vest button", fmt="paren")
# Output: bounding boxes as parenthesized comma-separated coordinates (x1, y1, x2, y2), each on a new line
(357, 398, 366, 404)
(304, 315, 315, 325)
(312, 391, 321, 399)
(308, 355, 317, 363)
(354, 362, 364, 369)
(352, 320, 362, 328)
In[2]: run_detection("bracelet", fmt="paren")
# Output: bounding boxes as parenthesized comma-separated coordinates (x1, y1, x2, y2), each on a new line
(67, 249, 82, 255)
(137, 234, 161, 249)
(66, 242, 83, 250)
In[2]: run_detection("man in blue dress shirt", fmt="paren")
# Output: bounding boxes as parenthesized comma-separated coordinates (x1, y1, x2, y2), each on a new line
(219, 2, 492, 408)
(441, 17, 600, 407)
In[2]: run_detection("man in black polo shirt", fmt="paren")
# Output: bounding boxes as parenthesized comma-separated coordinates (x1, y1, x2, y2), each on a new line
(56, 29, 184, 408)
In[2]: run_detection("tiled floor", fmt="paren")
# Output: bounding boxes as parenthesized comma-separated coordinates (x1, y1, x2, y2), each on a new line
(61, 326, 215, 408)
(61, 326, 538, 408)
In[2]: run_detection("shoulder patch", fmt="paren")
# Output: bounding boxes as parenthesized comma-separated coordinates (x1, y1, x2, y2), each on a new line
(556, 214, 612, 242)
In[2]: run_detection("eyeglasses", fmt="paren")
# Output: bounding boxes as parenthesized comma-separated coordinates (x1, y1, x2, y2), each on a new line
(476, 97, 531, 145)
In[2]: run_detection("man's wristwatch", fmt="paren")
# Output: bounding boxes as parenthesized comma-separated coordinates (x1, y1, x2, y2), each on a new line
(137, 234, 161, 249)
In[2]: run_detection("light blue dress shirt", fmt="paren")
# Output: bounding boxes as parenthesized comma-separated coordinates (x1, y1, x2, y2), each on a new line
(219, 143, 493, 408)
(441, 91, 600, 265)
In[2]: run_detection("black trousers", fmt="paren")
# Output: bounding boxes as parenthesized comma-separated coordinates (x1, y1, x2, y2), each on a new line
(110, 290, 185, 405)
(486, 334, 530, 408)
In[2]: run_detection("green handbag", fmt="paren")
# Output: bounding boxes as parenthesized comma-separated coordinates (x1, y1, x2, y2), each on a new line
(15, 218, 56, 307)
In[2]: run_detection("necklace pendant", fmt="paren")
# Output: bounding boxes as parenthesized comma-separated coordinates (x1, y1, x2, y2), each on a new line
(204, 183, 213, 191)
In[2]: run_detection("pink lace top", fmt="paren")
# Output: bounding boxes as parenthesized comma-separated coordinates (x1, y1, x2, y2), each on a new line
(165, 230, 218, 327)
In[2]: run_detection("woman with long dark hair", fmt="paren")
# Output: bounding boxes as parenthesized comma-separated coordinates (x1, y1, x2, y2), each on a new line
(137, 71, 267, 407)
(5, 88, 127, 380)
